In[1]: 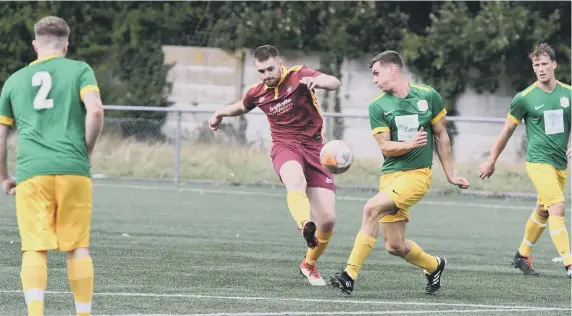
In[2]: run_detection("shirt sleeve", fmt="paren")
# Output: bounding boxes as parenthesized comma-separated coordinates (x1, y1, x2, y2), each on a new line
(507, 93, 525, 125)
(78, 63, 100, 101)
(369, 102, 390, 135)
(0, 83, 14, 127)
(429, 88, 447, 124)
(242, 87, 257, 111)
(297, 66, 323, 78)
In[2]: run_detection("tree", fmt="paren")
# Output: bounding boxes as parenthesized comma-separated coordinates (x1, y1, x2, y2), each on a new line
(204, 1, 410, 140)
(401, 1, 569, 147)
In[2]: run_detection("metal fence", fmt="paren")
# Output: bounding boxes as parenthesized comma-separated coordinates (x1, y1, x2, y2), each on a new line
(6, 105, 533, 192)
(93, 106, 528, 183)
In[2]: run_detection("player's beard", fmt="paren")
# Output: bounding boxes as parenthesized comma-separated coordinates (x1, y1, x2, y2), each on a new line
(265, 77, 279, 87)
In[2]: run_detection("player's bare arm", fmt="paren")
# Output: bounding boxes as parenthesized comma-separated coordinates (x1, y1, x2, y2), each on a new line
(83, 91, 104, 162)
(208, 100, 250, 131)
(479, 118, 518, 179)
(432, 116, 469, 189)
(0, 124, 15, 195)
(373, 129, 426, 157)
(300, 74, 340, 91)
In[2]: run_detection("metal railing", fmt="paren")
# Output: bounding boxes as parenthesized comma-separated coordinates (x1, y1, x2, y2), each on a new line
(100, 105, 510, 184)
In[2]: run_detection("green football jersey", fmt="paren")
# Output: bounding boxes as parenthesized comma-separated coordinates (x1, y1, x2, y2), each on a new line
(369, 83, 446, 174)
(0, 55, 100, 184)
(508, 81, 571, 170)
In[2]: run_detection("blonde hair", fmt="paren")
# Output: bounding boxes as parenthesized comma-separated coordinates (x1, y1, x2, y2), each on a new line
(34, 16, 70, 48)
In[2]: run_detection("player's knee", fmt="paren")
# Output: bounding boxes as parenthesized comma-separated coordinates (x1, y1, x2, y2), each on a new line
(363, 201, 382, 222)
(283, 175, 307, 191)
(535, 206, 549, 218)
(547, 202, 565, 217)
(66, 247, 90, 260)
(319, 213, 336, 231)
(385, 241, 407, 257)
(363, 198, 393, 223)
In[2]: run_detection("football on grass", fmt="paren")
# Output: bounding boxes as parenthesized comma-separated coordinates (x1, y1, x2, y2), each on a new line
(319, 140, 354, 174)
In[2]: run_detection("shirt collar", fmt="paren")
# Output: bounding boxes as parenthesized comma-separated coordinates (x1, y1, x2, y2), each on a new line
(29, 54, 60, 66)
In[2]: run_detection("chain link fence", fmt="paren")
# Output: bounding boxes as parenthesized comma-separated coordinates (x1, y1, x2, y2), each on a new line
(6, 106, 550, 194)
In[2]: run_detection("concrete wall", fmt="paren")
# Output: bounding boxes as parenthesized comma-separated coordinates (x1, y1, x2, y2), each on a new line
(161, 45, 525, 163)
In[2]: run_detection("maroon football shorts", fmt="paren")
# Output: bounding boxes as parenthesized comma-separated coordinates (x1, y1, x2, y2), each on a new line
(270, 141, 335, 192)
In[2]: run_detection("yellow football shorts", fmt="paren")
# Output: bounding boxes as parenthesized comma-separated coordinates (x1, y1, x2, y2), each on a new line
(378, 167, 432, 223)
(16, 175, 93, 252)
(525, 162, 568, 209)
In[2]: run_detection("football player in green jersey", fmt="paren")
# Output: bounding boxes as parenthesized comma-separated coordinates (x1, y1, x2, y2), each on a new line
(0, 16, 103, 315)
(479, 43, 572, 278)
(330, 51, 469, 295)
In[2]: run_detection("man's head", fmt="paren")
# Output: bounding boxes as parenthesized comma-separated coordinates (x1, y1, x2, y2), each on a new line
(33, 16, 70, 55)
(529, 43, 557, 84)
(368, 50, 404, 92)
(253, 45, 283, 87)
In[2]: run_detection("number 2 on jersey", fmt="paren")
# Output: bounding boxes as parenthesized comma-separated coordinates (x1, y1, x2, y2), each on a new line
(32, 71, 54, 110)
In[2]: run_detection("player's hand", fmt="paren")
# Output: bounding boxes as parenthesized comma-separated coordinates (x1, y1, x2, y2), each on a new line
(567, 148, 571, 159)
(300, 77, 318, 90)
(407, 127, 428, 149)
(478, 160, 495, 179)
(2, 177, 16, 195)
(448, 175, 470, 189)
(208, 112, 223, 131)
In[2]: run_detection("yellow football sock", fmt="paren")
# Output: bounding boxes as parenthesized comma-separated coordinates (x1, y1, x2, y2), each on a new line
(549, 216, 572, 266)
(68, 257, 94, 316)
(403, 241, 439, 274)
(305, 230, 333, 264)
(518, 210, 547, 257)
(286, 191, 311, 229)
(21, 251, 47, 316)
(344, 232, 377, 280)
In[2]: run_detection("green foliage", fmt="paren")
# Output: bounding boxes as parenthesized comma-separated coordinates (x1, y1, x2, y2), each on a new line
(402, 1, 570, 110)
(0, 1, 569, 143)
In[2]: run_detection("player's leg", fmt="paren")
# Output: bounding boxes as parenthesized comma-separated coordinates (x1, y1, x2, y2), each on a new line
(298, 187, 335, 286)
(512, 203, 547, 275)
(329, 189, 396, 294)
(16, 176, 58, 316)
(546, 168, 571, 277)
(380, 220, 444, 294)
(525, 162, 571, 277)
(377, 168, 444, 294)
(55, 175, 94, 316)
(272, 145, 316, 248)
(302, 145, 336, 256)
(305, 187, 335, 262)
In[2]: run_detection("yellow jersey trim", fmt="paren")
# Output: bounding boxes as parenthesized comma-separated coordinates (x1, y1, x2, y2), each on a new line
(431, 109, 447, 124)
(371, 93, 386, 103)
(557, 81, 572, 90)
(29, 54, 60, 66)
(507, 113, 521, 125)
(80, 85, 100, 100)
(372, 126, 390, 135)
(521, 83, 537, 97)
(0, 115, 14, 127)
(409, 83, 430, 91)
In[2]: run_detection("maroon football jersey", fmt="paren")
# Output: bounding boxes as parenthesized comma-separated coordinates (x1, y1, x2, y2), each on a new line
(243, 65, 324, 145)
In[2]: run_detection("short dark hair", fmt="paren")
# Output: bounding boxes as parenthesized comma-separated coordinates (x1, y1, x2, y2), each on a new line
(253, 45, 279, 62)
(529, 43, 556, 61)
(368, 50, 404, 69)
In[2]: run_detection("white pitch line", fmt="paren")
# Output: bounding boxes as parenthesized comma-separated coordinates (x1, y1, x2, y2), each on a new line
(97, 308, 572, 316)
(93, 182, 533, 210)
(0, 290, 568, 311)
